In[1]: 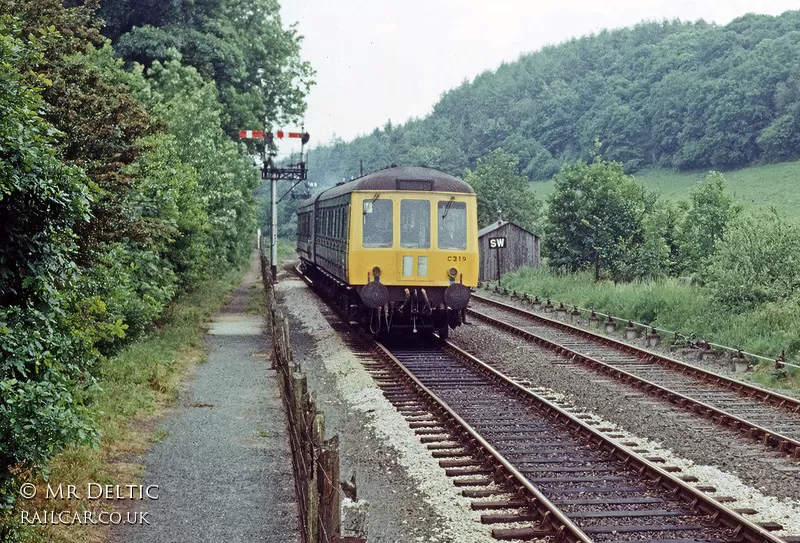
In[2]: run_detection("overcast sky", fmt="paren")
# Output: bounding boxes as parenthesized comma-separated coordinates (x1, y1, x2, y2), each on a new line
(278, 1, 798, 153)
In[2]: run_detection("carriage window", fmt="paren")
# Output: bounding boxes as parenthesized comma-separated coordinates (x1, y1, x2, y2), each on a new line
(401, 200, 430, 249)
(333, 208, 339, 238)
(363, 199, 393, 247)
(438, 201, 467, 250)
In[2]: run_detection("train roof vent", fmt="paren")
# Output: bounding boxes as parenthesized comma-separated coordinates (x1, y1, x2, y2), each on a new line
(396, 178, 433, 191)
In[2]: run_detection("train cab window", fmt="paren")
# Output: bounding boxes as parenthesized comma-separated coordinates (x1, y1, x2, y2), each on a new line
(438, 201, 467, 250)
(363, 199, 393, 248)
(400, 200, 430, 249)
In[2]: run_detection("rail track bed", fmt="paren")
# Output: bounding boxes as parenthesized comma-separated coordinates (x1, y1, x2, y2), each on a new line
(468, 294, 800, 458)
(296, 267, 790, 542)
(368, 338, 785, 543)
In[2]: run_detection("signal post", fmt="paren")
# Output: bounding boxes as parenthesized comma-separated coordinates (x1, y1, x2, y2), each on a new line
(238, 129, 310, 282)
(488, 236, 507, 285)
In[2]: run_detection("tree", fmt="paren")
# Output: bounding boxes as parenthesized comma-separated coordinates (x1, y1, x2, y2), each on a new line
(102, 0, 315, 134)
(308, 12, 800, 182)
(463, 150, 541, 232)
(545, 153, 650, 280)
(138, 55, 260, 269)
(2, 0, 154, 258)
(706, 209, 800, 308)
(678, 171, 741, 276)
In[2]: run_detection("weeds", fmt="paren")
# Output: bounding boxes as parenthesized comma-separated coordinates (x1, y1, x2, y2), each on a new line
(17, 265, 246, 543)
(497, 267, 800, 393)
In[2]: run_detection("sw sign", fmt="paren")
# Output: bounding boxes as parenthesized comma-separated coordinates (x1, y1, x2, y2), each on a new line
(488, 237, 506, 249)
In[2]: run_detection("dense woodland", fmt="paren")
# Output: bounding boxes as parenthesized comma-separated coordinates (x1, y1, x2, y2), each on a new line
(0, 0, 310, 535)
(309, 11, 800, 186)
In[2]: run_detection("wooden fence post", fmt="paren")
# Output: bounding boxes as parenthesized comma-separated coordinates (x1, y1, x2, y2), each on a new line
(262, 269, 366, 543)
(318, 435, 340, 543)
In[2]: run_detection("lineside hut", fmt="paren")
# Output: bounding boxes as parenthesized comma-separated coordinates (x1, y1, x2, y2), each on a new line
(477, 220, 540, 281)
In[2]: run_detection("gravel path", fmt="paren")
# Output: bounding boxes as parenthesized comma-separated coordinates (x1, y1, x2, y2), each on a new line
(111, 256, 299, 543)
(449, 320, 800, 503)
(275, 268, 495, 543)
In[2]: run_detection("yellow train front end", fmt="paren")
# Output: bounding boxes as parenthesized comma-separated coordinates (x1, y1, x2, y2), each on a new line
(349, 189, 478, 338)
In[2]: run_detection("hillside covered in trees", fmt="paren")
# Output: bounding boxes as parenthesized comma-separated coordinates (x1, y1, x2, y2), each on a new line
(310, 11, 800, 186)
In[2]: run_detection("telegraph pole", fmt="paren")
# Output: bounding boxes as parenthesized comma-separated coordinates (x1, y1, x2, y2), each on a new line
(238, 128, 310, 282)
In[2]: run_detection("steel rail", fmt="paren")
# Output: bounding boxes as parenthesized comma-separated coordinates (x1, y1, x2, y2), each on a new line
(438, 340, 786, 543)
(293, 264, 586, 541)
(469, 294, 800, 458)
(472, 293, 800, 411)
(483, 288, 800, 370)
(371, 341, 591, 543)
(468, 306, 800, 458)
(293, 264, 789, 542)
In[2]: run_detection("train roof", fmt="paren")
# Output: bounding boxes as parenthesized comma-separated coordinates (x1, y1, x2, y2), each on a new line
(299, 166, 474, 208)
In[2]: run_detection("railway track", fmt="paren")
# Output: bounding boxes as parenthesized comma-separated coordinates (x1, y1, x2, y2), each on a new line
(468, 293, 800, 459)
(358, 334, 785, 542)
(294, 266, 790, 543)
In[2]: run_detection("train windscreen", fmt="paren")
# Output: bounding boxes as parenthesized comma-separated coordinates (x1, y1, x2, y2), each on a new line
(438, 201, 467, 250)
(362, 199, 393, 247)
(400, 200, 431, 248)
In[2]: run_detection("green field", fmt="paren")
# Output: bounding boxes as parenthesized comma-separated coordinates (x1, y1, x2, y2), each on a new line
(530, 160, 800, 216)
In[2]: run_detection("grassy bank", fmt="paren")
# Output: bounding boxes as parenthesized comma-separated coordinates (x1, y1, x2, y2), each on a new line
(530, 160, 800, 218)
(18, 265, 247, 543)
(495, 267, 799, 390)
(277, 238, 295, 261)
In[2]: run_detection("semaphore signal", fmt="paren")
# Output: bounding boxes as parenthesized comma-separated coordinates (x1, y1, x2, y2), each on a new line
(238, 130, 310, 144)
(236, 126, 310, 282)
(239, 130, 264, 139)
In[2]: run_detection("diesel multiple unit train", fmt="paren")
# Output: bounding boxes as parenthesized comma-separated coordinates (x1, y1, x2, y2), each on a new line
(297, 165, 478, 338)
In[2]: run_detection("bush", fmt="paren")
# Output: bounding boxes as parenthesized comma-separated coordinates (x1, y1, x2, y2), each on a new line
(705, 210, 800, 308)
(0, 21, 98, 532)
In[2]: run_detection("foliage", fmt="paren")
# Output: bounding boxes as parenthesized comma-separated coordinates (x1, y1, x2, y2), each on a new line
(545, 153, 652, 280)
(705, 210, 800, 309)
(308, 12, 800, 185)
(678, 171, 742, 276)
(0, 0, 308, 536)
(463, 149, 541, 231)
(101, 0, 315, 133)
(137, 56, 261, 269)
(2, 0, 155, 255)
(530, 160, 800, 220)
(497, 267, 800, 367)
(0, 18, 97, 536)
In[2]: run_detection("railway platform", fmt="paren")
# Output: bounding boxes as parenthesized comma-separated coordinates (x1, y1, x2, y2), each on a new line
(111, 256, 299, 542)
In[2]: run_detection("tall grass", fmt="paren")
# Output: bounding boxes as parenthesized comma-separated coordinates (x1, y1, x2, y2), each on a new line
(497, 267, 799, 390)
(277, 237, 296, 261)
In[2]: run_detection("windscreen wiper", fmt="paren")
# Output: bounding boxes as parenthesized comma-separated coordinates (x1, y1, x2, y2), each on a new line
(441, 196, 455, 219)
